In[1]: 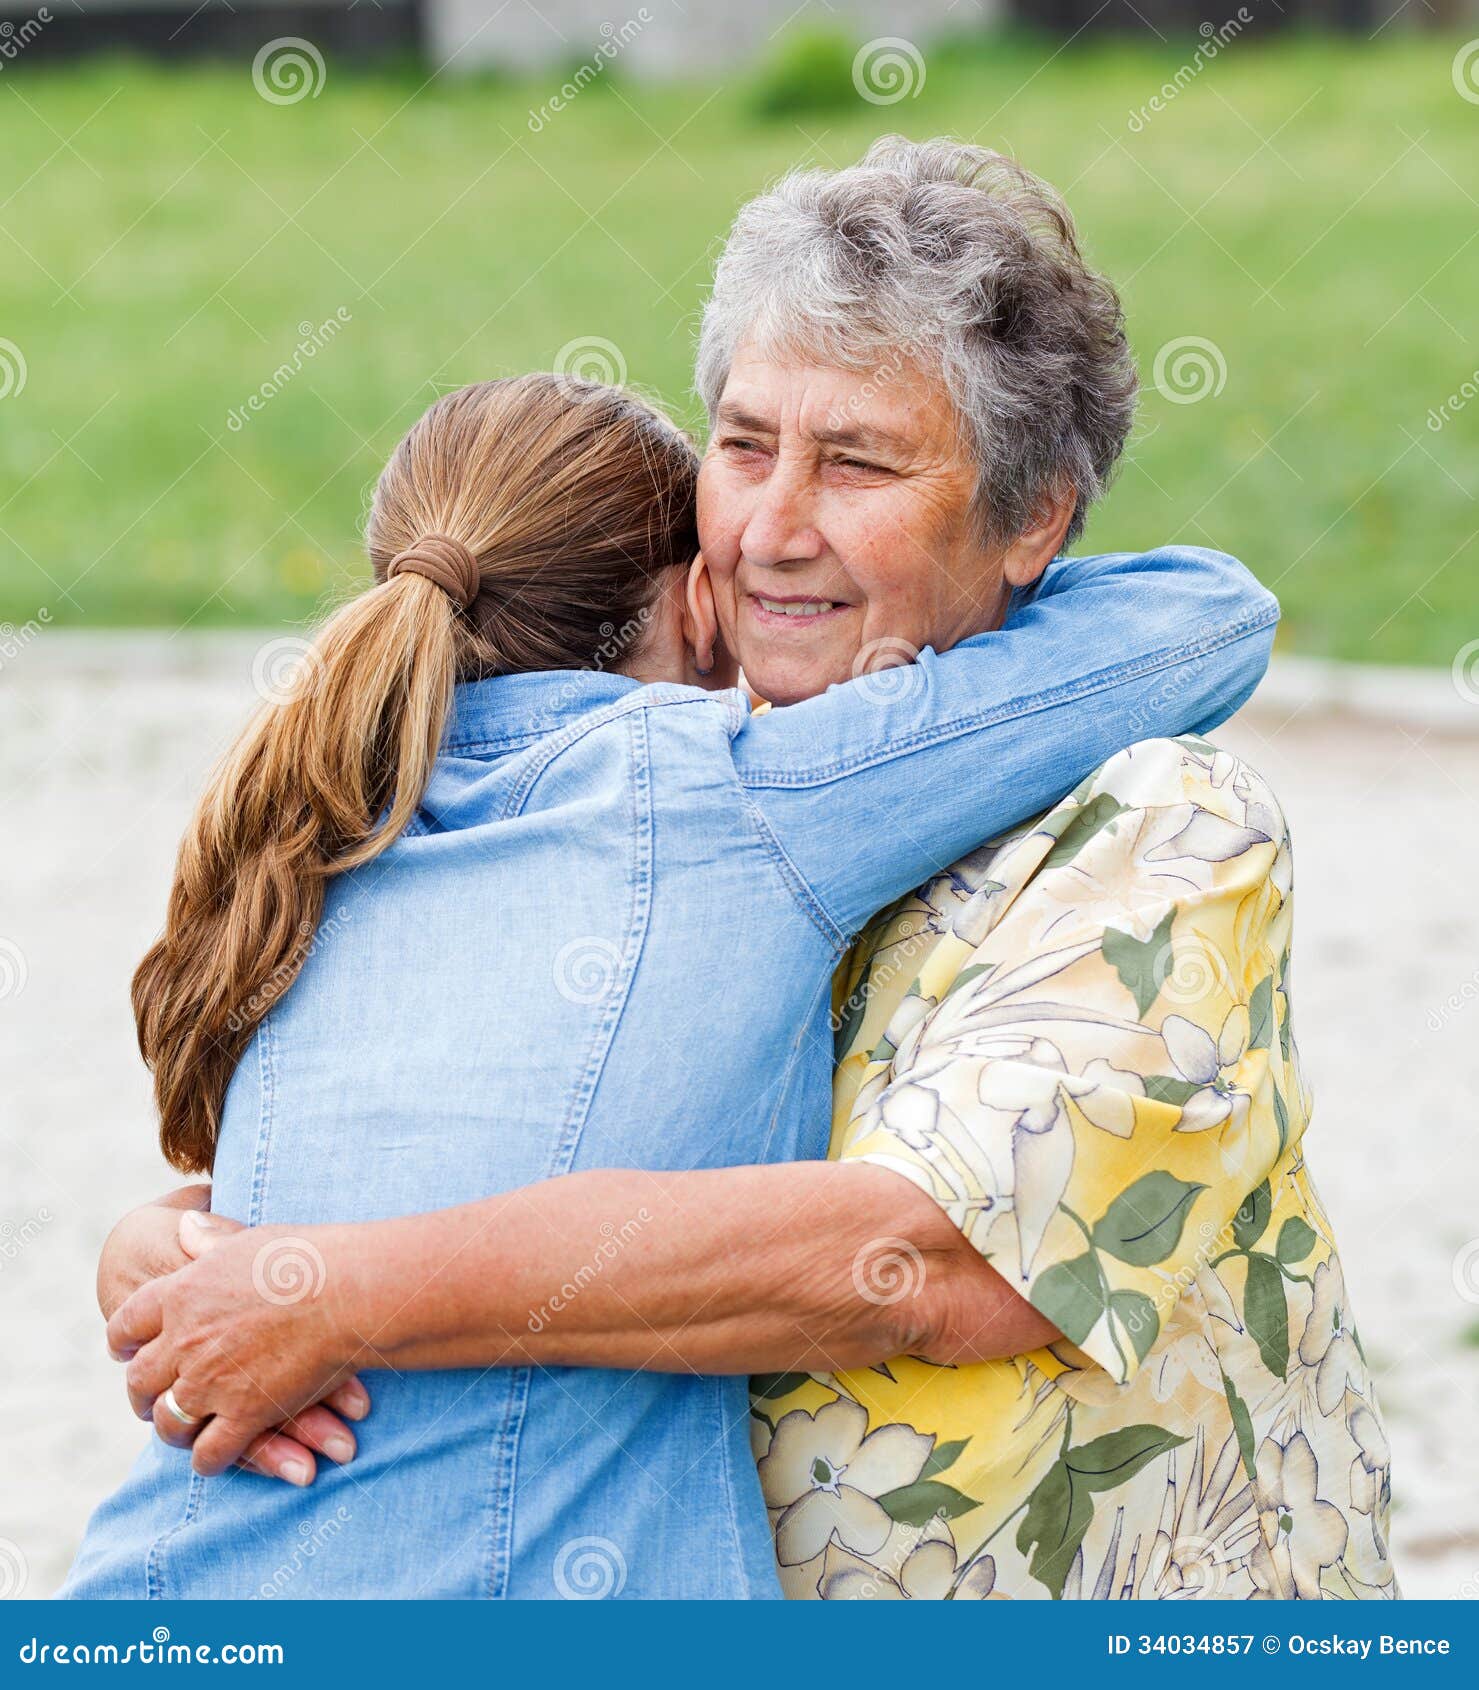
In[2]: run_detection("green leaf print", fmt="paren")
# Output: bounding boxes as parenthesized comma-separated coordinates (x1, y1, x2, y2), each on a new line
(1272, 1084, 1290, 1160)
(1093, 1171, 1207, 1267)
(1243, 1251, 1290, 1378)
(1109, 1288, 1161, 1366)
(1040, 792, 1129, 873)
(1275, 1215, 1318, 1265)
(1247, 973, 1275, 1051)
(1032, 1252, 1106, 1346)
(1101, 908, 1176, 1018)
(876, 1478, 981, 1526)
(1142, 1074, 1204, 1108)
(1017, 1424, 1189, 1600)
(941, 962, 993, 1001)
(920, 1437, 971, 1480)
(1222, 1370, 1259, 1481)
(750, 1371, 813, 1401)
(1232, 1180, 1272, 1250)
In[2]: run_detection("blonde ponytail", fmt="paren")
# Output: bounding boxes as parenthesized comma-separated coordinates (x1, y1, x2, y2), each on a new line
(133, 373, 700, 1172)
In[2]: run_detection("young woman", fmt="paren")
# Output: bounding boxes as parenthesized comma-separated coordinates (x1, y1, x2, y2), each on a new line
(64, 374, 1276, 1599)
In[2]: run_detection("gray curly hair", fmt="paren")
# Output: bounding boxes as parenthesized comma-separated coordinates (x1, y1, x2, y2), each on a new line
(695, 136, 1138, 549)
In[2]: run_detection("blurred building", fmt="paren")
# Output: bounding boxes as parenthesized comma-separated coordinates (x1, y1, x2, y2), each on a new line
(0, 0, 1473, 72)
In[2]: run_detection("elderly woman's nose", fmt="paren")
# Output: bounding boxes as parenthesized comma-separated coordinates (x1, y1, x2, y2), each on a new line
(740, 472, 824, 569)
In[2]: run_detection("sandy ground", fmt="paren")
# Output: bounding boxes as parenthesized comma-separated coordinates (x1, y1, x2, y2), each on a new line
(2, 634, 1477, 1601)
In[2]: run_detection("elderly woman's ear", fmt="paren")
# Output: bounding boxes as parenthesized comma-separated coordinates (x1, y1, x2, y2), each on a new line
(683, 553, 737, 687)
(1000, 486, 1078, 589)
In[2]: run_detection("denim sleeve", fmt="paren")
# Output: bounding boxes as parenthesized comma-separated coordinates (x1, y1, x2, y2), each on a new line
(731, 545, 1279, 944)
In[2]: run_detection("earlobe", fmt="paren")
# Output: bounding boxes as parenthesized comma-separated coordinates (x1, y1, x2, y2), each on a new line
(685, 554, 718, 676)
(1003, 490, 1076, 588)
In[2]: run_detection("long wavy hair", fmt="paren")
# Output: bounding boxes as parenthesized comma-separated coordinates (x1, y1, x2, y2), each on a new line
(135, 374, 699, 1172)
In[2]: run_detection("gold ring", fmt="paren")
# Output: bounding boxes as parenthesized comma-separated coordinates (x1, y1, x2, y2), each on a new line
(159, 1385, 204, 1427)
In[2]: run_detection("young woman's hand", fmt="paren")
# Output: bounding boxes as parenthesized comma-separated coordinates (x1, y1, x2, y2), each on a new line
(107, 1217, 369, 1481)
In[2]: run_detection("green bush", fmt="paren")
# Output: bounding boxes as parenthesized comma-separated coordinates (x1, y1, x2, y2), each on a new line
(746, 27, 859, 118)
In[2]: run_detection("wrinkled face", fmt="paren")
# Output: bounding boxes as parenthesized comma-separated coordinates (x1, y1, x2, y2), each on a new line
(696, 345, 1010, 707)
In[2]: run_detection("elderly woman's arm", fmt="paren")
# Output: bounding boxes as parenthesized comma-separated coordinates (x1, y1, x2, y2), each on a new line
(106, 1162, 1056, 1476)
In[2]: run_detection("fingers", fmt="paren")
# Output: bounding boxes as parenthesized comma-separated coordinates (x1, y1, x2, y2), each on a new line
(274, 1404, 357, 1466)
(178, 1209, 243, 1260)
(190, 1416, 262, 1478)
(124, 1338, 176, 1424)
(238, 1431, 317, 1488)
(107, 1278, 166, 1361)
(322, 1377, 370, 1422)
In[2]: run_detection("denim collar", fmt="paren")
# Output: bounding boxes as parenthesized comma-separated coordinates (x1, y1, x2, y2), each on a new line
(443, 669, 645, 753)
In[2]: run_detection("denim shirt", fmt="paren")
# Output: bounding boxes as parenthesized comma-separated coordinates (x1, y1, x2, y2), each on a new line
(63, 547, 1277, 1601)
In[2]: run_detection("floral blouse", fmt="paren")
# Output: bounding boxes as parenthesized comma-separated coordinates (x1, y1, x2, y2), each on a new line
(750, 736, 1397, 1601)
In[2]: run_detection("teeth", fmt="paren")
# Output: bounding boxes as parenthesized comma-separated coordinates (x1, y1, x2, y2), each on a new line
(757, 598, 837, 618)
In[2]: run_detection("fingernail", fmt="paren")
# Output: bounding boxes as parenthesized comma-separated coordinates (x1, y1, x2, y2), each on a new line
(324, 1435, 354, 1464)
(181, 1211, 218, 1231)
(281, 1459, 311, 1487)
(342, 1391, 369, 1421)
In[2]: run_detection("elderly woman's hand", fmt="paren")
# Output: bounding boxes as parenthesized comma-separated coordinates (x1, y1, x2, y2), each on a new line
(107, 1218, 367, 1480)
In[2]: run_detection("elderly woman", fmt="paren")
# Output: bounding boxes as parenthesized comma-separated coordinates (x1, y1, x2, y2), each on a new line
(92, 139, 1393, 1600)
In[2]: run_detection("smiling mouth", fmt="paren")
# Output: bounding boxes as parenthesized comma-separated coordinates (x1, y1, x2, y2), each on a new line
(750, 594, 850, 623)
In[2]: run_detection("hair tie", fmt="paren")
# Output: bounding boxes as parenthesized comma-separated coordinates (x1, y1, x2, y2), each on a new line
(386, 535, 482, 610)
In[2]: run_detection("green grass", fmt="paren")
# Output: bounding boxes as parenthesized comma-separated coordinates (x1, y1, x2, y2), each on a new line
(1, 29, 1475, 662)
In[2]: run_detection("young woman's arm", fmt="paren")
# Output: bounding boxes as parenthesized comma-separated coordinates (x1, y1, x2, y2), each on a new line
(107, 1162, 1057, 1477)
(736, 544, 1278, 938)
